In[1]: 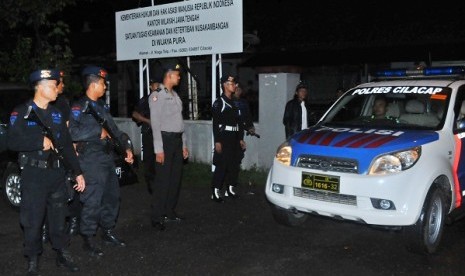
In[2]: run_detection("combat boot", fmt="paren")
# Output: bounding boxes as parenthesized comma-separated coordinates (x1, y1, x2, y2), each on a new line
(82, 235, 104, 257)
(67, 217, 79, 236)
(211, 188, 224, 203)
(101, 229, 126, 247)
(224, 185, 239, 199)
(56, 249, 79, 272)
(27, 255, 39, 276)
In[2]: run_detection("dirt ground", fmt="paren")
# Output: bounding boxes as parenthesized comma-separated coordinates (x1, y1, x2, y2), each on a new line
(1, 166, 465, 276)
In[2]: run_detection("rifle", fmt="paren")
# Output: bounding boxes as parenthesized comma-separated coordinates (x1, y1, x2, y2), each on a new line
(82, 101, 128, 159)
(24, 105, 77, 194)
(24, 105, 68, 165)
(246, 129, 260, 138)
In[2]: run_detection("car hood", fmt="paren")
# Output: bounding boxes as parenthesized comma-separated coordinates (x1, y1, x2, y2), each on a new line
(290, 125, 439, 173)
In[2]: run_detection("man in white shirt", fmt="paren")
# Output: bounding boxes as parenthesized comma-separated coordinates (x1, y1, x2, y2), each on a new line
(283, 82, 310, 139)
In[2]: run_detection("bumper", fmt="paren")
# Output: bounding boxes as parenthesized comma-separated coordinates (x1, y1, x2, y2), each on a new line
(265, 159, 429, 226)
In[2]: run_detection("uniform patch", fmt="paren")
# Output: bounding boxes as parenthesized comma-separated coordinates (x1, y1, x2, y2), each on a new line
(9, 111, 18, 125)
(71, 106, 81, 118)
(152, 96, 157, 102)
(52, 112, 62, 124)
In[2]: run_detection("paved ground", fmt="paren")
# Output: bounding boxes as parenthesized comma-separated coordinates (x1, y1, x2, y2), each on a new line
(1, 170, 465, 276)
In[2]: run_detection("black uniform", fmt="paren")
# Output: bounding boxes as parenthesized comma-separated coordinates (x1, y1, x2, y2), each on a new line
(52, 94, 80, 232)
(53, 94, 71, 122)
(234, 98, 254, 133)
(211, 94, 244, 192)
(134, 94, 155, 190)
(68, 97, 125, 236)
(7, 99, 82, 257)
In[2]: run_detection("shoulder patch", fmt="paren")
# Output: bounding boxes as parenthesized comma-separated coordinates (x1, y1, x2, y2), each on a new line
(71, 105, 82, 119)
(9, 111, 18, 125)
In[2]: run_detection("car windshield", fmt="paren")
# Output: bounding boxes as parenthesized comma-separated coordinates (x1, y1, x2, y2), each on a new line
(321, 85, 451, 130)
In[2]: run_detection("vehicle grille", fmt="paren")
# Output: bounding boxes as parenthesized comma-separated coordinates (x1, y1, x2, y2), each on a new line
(296, 154, 358, 173)
(294, 187, 357, 206)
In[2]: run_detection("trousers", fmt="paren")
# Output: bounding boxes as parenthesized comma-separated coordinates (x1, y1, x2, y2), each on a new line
(211, 135, 242, 190)
(150, 132, 183, 222)
(78, 151, 120, 235)
(20, 166, 69, 257)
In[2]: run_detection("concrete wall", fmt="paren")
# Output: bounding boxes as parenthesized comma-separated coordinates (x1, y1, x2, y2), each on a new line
(114, 72, 302, 171)
(115, 118, 265, 170)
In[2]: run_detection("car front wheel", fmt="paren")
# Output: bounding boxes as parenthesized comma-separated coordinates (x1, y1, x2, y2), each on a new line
(2, 164, 21, 210)
(404, 187, 446, 254)
(270, 204, 308, 226)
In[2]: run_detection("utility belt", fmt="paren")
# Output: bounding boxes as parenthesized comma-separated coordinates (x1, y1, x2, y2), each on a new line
(219, 124, 239, 132)
(161, 131, 182, 138)
(19, 154, 61, 170)
(75, 139, 113, 155)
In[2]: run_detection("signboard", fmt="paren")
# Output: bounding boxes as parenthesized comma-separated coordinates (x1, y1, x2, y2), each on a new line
(115, 0, 243, 61)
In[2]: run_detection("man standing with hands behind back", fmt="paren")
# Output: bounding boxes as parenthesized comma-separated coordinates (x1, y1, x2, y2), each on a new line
(210, 75, 246, 203)
(149, 61, 189, 231)
(132, 78, 160, 194)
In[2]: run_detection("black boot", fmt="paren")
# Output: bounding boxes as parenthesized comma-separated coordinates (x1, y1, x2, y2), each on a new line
(101, 229, 126, 247)
(211, 188, 224, 203)
(27, 255, 39, 276)
(56, 249, 79, 272)
(224, 185, 239, 199)
(82, 235, 104, 257)
(67, 217, 79, 236)
(41, 223, 49, 244)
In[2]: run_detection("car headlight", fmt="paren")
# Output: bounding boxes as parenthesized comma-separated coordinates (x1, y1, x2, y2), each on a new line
(368, 146, 421, 175)
(276, 141, 292, 166)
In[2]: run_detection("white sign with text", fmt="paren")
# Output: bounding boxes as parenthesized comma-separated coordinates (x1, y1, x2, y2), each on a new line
(115, 0, 243, 61)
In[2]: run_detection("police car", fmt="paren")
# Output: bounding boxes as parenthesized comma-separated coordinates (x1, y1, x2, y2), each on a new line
(265, 66, 465, 254)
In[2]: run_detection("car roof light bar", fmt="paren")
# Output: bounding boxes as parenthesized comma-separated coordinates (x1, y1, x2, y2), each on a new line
(374, 66, 465, 78)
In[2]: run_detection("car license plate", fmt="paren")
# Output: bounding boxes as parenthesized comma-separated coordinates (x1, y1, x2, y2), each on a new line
(301, 172, 340, 193)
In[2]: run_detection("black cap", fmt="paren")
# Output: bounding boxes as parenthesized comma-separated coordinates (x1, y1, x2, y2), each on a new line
(295, 81, 308, 90)
(162, 61, 181, 74)
(220, 75, 236, 84)
(81, 65, 108, 80)
(29, 69, 60, 84)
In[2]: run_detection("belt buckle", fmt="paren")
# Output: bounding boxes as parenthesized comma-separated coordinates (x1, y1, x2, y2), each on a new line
(38, 160, 48, 169)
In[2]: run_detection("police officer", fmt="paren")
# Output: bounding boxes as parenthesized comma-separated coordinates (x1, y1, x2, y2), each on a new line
(132, 78, 160, 194)
(233, 81, 256, 137)
(42, 70, 80, 243)
(7, 69, 86, 274)
(68, 65, 134, 256)
(369, 95, 399, 123)
(211, 75, 246, 203)
(55, 70, 81, 236)
(149, 61, 189, 231)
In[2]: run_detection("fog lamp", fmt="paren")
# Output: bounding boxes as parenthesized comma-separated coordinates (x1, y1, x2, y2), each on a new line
(371, 198, 396, 210)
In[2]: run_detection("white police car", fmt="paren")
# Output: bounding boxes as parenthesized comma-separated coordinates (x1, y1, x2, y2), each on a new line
(265, 66, 465, 254)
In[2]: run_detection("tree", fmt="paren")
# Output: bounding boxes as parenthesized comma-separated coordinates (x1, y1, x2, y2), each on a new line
(0, 0, 76, 82)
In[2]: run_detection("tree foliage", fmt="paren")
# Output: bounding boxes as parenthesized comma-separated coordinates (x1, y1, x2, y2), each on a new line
(0, 0, 76, 82)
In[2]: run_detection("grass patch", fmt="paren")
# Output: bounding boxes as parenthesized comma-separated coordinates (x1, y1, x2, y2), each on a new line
(133, 159, 268, 189)
(182, 161, 268, 188)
